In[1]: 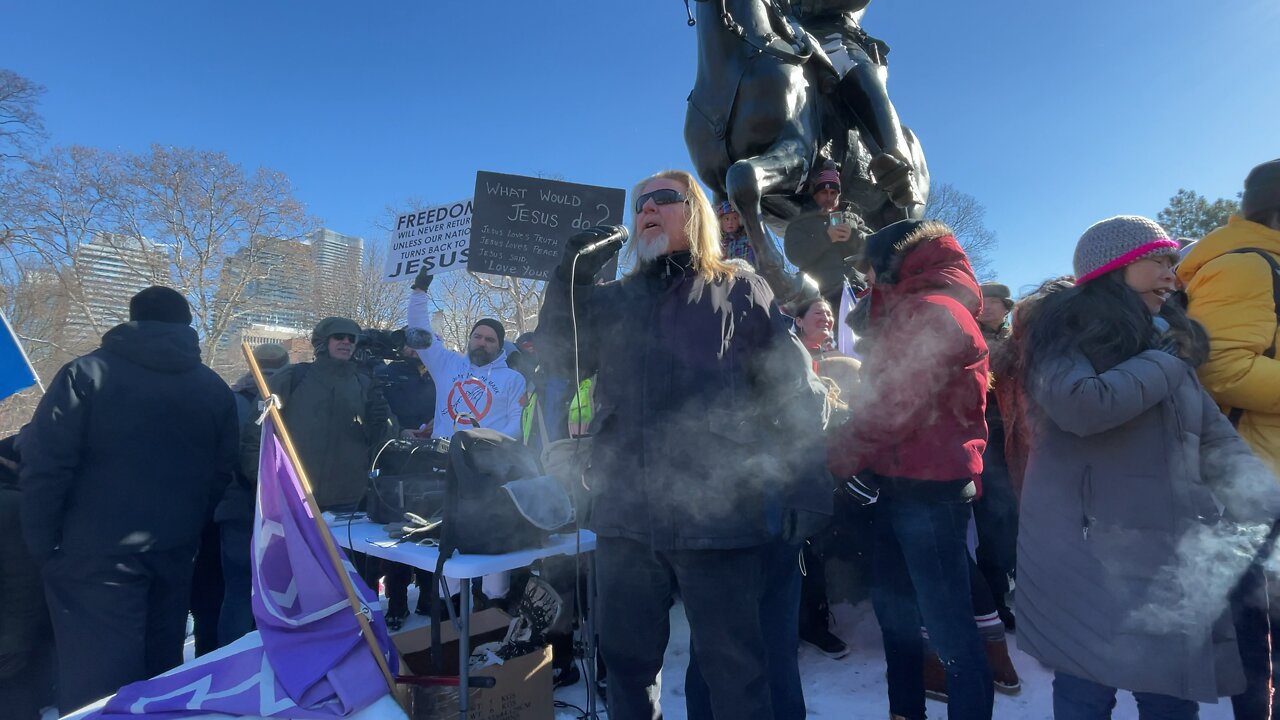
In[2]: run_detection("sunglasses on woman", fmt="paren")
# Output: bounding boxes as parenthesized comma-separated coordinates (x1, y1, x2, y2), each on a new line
(330, 333, 356, 343)
(634, 188, 688, 214)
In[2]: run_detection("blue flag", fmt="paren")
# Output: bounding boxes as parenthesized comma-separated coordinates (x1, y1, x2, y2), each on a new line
(0, 311, 39, 401)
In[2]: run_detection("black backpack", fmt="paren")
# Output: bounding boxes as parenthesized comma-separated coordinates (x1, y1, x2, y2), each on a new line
(427, 428, 548, 665)
(1223, 248, 1280, 427)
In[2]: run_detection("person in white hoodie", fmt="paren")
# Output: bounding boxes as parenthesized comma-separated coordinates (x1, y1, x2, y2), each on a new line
(404, 269, 527, 604)
(404, 270, 526, 440)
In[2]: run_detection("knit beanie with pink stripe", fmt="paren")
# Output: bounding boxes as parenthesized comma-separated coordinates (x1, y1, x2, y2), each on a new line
(1072, 216, 1180, 284)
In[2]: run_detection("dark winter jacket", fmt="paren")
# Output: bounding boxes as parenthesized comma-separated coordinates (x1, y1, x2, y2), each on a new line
(827, 231, 989, 495)
(0, 436, 46, 678)
(783, 203, 859, 298)
(215, 370, 283, 526)
(1018, 348, 1280, 702)
(377, 359, 436, 432)
(247, 356, 394, 510)
(537, 252, 833, 551)
(19, 321, 238, 557)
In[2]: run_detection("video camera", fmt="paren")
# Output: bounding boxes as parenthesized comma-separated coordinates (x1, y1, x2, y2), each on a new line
(354, 328, 405, 365)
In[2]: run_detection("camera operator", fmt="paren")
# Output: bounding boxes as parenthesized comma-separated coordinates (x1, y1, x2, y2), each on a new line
(372, 329, 436, 438)
(244, 317, 396, 512)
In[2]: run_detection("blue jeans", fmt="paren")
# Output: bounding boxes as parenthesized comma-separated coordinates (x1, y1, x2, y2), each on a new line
(594, 537, 773, 720)
(1053, 672, 1199, 720)
(871, 495, 992, 720)
(217, 518, 254, 647)
(685, 540, 806, 720)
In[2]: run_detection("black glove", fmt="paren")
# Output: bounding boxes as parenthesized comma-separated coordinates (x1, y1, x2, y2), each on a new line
(838, 474, 879, 506)
(559, 226, 621, 284)
(781, 509, 831, 543)
(411, 266, 434, 293)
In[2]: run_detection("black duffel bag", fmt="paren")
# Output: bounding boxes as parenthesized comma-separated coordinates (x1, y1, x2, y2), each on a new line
(365, 438, 450, 525)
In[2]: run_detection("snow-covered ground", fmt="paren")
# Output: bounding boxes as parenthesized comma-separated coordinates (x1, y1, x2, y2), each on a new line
(44, 598, 1238, 719)
(551, 599, 1237, 720)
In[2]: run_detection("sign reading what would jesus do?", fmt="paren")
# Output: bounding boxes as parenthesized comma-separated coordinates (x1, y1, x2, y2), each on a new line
(468, 171, 626, 281)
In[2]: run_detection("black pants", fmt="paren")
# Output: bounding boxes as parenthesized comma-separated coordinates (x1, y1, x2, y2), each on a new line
(799, 535, 831, 636)
(0, 638, 53, 720)
(189, 522, 223, 657)
(43, 545, 197, 713)
(1232, 562, 1277, 720)
(974, 458, 1017, 618)
(594, 536, 773, 720)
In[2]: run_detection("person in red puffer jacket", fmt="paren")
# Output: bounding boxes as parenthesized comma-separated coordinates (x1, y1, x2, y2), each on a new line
(829, 218, 993, 720)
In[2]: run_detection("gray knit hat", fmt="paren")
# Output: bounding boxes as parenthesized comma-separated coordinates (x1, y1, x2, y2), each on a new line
(1072, 216, 1180, 284)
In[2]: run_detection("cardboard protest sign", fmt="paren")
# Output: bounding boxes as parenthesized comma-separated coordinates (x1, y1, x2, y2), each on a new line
(468, 171, 626, 281)
(383, 199, 473, 283)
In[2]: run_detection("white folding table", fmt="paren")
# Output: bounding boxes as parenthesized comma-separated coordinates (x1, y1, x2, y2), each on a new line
(327, 515, 596, 719)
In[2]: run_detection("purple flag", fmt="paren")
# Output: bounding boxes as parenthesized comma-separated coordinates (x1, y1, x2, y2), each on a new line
(87, 415, 398, 718)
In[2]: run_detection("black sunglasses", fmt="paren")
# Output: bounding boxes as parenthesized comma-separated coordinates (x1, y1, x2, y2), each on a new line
(634, 188, 688, 214)
(330, 333, 356, 343)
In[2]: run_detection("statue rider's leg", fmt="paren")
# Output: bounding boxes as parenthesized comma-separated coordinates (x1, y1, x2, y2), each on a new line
(839, 63, 910, 167)
(836, 63, 922, 208)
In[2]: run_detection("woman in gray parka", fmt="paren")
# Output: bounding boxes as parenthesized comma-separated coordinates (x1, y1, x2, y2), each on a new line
(1015, 216, 1280, 719)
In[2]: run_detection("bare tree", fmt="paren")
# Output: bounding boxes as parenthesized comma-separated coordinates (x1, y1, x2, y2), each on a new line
(470, 273, 545, 336)
(115, 146, 313, 363)
(923, 182, 998, 281)
(0, 69, 46, 164)
(322, 241, 406, 331)
(0, 146, 145, 342)
(0, 144, 313, 380)
(426, 270, 493, 351)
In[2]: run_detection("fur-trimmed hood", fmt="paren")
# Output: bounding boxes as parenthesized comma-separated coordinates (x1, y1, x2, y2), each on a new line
(862, 225, 983, 332)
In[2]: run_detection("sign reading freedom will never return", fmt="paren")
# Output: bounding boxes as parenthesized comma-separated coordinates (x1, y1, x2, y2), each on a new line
(468, 171, 626, 281)
(383, 198, 473, 283)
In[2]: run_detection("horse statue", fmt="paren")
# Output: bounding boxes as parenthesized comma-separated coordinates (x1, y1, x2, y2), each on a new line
(684, 0, 929, 303)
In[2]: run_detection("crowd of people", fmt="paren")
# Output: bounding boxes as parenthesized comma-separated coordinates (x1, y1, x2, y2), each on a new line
(0, 157, 1278, 720)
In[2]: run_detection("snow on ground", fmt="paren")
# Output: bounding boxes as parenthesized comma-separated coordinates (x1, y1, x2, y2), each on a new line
(551, 600, 1237, 720)
(44, 599, 1237, 719)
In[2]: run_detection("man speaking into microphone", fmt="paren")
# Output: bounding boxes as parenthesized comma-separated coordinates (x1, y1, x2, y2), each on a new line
(537, 170, 833, 720)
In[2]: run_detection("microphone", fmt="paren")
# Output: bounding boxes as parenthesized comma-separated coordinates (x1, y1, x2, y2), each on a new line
(574, 225, 630, 255)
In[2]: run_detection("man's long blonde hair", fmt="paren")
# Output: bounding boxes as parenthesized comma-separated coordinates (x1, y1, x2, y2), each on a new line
(627, 170, 740, 283)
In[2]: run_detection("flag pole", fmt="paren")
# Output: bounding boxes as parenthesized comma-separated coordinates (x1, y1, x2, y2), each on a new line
(241, 343, 399, 697)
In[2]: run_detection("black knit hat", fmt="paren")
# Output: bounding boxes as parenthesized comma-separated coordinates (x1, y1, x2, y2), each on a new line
(129, 286, 192, 325)
(861, 219, 927, 283)
(1242, 159, 1280, 221)
(471, 318, 505, 347)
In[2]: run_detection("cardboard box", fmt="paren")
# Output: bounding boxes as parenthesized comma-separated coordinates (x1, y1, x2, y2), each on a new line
(399, 645, 552, 720)
(392, 609, 552, 720)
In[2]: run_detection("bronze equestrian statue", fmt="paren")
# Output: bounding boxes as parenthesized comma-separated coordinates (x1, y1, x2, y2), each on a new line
(684, 0, 929, 303)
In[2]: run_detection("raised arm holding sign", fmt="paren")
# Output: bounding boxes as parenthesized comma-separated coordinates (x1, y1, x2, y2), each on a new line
(404, 270, 526, 440)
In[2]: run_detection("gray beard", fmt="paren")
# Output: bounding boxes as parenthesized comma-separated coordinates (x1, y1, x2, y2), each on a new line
(637, 232, 670, 262)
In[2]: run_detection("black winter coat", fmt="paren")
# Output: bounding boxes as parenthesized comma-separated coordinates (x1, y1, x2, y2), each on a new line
(378, 359, 436, 431)
(537, 253, 832, 551)
(20, 322, 238, 557)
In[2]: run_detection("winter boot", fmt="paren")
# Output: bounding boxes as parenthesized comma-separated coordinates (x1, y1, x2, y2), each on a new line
(986, 637, 1021, 695)
(923, 650, 948, 702)
(800, 624, 850, 659)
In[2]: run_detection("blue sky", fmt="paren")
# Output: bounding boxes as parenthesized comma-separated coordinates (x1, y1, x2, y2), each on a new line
(3, 0, 1278, 294)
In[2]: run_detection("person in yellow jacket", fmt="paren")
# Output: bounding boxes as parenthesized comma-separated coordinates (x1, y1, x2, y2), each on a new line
(1177, 158, 1280, 475)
